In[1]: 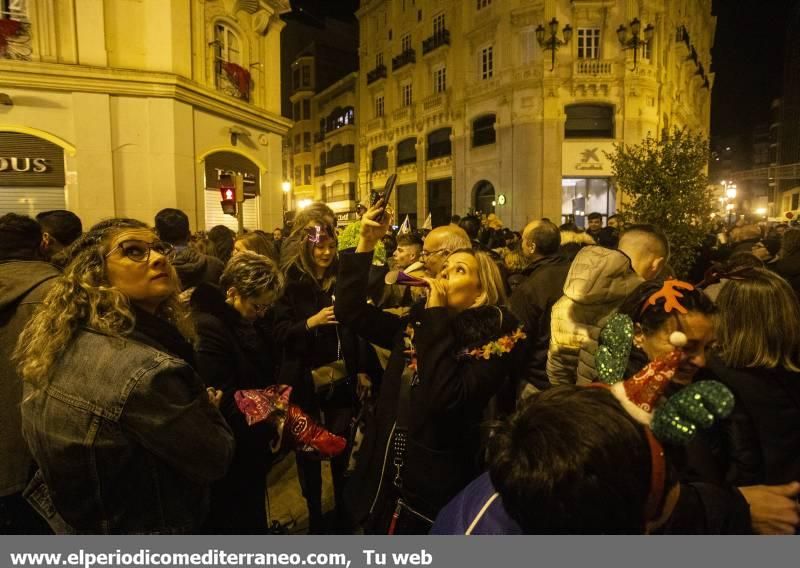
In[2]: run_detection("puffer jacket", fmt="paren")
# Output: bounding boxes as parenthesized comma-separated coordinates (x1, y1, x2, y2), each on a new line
(547, 246, 642, 386)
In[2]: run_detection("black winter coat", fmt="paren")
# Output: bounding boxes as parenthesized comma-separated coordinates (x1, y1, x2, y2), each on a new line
(772, 251, 800, 300)
(705, 358, 800, 486)
(509, 254, 571, 390)
(272, 266, 362, 411)
(190, 284, 278, 532)
(335, 250, 524, 532)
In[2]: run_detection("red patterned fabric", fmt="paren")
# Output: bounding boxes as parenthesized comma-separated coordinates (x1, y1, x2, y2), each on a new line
(234, 385, 346, 458)
(622, 350, 681, 413)
(0, 19, 22, 53)
(222, 62, 251, 99)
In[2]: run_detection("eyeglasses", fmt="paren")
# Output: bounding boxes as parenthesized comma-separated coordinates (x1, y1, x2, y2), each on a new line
(105, 239, 175, 263)
(420, 248, 449, 261)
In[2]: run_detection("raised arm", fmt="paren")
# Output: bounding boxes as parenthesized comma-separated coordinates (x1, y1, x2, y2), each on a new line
(335, 203, 404, 349)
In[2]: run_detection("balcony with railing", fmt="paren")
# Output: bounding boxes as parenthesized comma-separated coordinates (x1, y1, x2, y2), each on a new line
(393, 106, 414, 123)
(367, 64, 387, 85)
(392, 49, 416, 71)
(422, 30, 450, 55)
(574, 59, 615, 77)
(422, 93, 445, 114)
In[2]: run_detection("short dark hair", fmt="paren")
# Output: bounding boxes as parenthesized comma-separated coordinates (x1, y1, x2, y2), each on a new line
(587, 212, 603, 221)
(458, 215, 481, 240)
(608, 214, 620, 222)
(596, 226, 620, 249)
(36, 210, 82, 246)
(528, 220, 561, 255)
(489, 386, 653, 534)
(450, 214, 461, 224)
(0, 213, 42, 261)
(617, 279, 716, 335)
(154, 208, 190, 245)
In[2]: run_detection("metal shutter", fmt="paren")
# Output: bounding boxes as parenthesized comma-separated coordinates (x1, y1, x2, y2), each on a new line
(203, 189, 260, 231)
(0, 187, 66, 217)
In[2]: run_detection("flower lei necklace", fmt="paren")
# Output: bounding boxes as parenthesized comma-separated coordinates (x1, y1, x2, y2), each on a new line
(401, 324, 526, 374)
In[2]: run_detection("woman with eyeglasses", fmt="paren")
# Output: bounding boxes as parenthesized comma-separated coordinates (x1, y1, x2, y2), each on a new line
(14, 219, 234, 534)
(189, 251, 285, 533)
(273, 221, 368, 533)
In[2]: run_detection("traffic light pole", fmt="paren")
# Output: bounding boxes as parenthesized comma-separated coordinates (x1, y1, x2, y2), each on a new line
(235, 173, 245, 235)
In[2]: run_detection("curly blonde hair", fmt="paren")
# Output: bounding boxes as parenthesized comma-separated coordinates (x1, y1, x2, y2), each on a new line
(13, 218, 193, 389)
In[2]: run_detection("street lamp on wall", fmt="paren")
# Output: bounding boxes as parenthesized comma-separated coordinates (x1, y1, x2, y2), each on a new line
(535, 18, 572, 72)
(617, 18, 654, 71)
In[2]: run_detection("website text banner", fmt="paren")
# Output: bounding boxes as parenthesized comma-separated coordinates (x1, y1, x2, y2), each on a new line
(1, 536, 796, 568)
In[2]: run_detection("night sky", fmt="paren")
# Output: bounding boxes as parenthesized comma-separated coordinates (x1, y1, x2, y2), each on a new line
(710, 0, 798, 140)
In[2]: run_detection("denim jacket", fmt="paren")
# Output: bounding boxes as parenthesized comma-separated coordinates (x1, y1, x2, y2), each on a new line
(21, 328, 235, 534)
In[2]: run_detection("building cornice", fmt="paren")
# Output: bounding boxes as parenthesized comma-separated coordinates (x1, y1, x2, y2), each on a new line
(0, 61, 292, 135)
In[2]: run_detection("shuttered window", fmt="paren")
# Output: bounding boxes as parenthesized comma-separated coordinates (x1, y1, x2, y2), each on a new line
(0, 187, 66, 217)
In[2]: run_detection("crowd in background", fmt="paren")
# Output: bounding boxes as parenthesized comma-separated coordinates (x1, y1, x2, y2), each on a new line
(1, 200, 799, 536)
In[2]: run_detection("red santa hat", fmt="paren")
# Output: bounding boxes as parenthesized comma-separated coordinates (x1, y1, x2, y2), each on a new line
(609, 332, 687, 425)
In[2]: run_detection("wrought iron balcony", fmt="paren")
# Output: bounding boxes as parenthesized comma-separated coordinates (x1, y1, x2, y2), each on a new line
(422, 30, 450, 55)
(392, 49, 416, 71)
(366, 64, 387, 85)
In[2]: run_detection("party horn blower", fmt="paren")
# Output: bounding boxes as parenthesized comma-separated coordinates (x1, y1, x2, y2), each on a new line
(385, 270, 430, 287)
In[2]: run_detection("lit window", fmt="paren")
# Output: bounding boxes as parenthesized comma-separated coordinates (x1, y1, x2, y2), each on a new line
(577, 28, 601, 59)
(480, 45, 494, 80)
(434, 66, 447, 94)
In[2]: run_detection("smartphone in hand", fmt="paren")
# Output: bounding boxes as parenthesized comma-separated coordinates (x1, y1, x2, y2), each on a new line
(375, 173, 397, 222)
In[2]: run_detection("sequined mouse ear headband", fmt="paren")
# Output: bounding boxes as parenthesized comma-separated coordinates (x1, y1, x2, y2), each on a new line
(641, 279, 695, 316)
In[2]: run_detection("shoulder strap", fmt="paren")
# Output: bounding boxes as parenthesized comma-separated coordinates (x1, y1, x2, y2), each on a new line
(391, 364, 416, 489)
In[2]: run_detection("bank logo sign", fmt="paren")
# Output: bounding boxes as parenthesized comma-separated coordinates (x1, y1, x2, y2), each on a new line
(562, 141, 615, 176)
(0, 132, 66, 187)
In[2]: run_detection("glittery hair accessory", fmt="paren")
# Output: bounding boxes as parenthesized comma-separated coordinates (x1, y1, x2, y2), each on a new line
(651, 381, 735, 445)
(305, 225, 333, 245)
(597, 314, 635, 385)
(641, 279, 695, 316)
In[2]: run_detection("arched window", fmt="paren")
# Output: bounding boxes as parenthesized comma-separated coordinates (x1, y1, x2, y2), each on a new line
(564, 104, 615, 138)
(214, 22, 248, 101)
(371, 146, 389, 172)
(427, 128, 452, 160)
(396, 137, 417, 165)
(474, 180, 496, 214)
(472, 114, 496, 147)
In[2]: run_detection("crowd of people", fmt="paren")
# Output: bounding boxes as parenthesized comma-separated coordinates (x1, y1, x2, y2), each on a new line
(1, 202, 799, 535)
